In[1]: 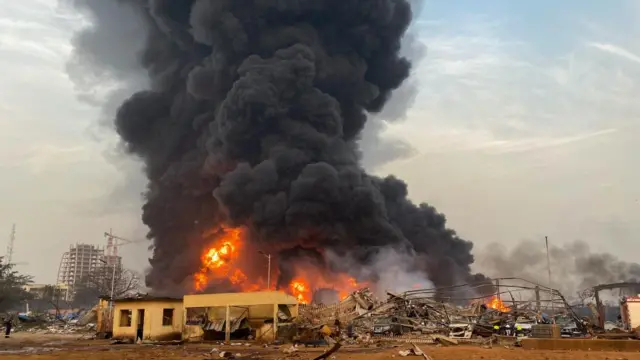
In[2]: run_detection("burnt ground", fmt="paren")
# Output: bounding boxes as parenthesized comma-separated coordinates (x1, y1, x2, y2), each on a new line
(1, 334, 640, 360)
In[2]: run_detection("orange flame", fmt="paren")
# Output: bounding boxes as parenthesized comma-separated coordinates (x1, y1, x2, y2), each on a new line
(290, 279, 310, 304)
(486, 295, 511, 312)
(339, 277, 362, 300)
(193, 227, 365, 303)
(288, 267, 364, 304)
(194, 228, 257, 291)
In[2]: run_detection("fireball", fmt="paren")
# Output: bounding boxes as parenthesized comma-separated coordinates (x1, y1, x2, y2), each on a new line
(193, 227, 365, 303)
(194, 227, 254, 291)
(486, 295, 511, 312)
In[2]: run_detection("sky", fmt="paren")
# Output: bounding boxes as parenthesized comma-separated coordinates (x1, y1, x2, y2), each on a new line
(0, 0, 638, 284)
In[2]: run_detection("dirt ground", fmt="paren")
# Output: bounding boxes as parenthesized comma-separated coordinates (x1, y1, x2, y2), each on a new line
(1, 334, 640, 360)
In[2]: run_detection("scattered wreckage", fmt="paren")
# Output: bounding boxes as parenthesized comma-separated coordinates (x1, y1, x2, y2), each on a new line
(2, 307, 99, 337)
(295, 277, 636, 344)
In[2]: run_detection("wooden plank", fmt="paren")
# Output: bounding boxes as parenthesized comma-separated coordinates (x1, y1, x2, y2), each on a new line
(411, 342, 432, 360)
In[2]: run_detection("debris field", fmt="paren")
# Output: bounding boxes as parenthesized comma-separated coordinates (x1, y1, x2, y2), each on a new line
(2, 334, 640, 360)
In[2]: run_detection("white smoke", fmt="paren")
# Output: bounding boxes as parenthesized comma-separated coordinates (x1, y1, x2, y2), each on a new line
(327, 247, 434, 298)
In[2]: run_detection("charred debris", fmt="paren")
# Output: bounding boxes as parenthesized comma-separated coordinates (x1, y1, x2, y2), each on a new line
(294, 277, 637, 343)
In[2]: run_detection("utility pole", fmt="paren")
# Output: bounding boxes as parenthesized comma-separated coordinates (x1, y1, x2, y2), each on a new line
(545, 236, 552, 288)
(267, 255, 271, 290)
(258, 251, 272, 290)
(104, 229, 117, 311)
(545, 236, 555, 322)
(102, 230, 146, 302)
(5, 224, 15, 264)
(103, 229, 125, 322)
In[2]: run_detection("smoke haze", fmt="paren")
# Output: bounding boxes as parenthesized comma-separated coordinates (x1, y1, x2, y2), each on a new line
(476, 240, 640, 299)
(326, 247, 434, 297)
(66, 0, 490, 294)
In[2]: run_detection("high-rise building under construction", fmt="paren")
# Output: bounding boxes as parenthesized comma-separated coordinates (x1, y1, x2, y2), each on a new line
(56, 243, 106, 291)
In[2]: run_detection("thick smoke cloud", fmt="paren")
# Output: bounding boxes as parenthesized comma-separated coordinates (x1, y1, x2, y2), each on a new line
(476, 240, 640, 300)
(66, 0, 489, 293)
(359, 6, 426, 169)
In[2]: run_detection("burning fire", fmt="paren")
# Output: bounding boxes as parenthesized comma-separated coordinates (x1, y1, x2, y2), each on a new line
(486, 295, 511, 312)
(194, 227, 259, 291)
(289, 274, 364, 304)
(290, 279, 309, 303)
(194, 227, 365, 303)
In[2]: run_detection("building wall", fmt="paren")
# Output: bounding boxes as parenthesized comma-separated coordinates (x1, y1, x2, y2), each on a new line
(113, 299, 183, 341)
(22, 283, 70, 300)
(627, 301, 640, 330)
(96, 298, 111, 334)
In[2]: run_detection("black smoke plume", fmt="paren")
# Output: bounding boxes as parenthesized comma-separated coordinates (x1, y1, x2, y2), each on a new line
(67, 0, 490, 294)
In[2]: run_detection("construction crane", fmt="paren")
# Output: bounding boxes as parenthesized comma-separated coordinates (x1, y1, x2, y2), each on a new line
(103, 230, 146, 261)
(101, 230, 146, 312)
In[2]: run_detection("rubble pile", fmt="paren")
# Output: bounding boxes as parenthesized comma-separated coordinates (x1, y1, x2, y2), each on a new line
(21, 322, 97, 336)
(7, 306, 99, 337)
(353, 291, 464, 336)
(296, 278, 597, 343)
(297, 288, 377, 326)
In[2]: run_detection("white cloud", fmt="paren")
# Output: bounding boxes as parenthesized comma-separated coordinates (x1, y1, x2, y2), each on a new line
(378, 9, 640, 266)
(386, 14, 640, 152)
(588, 42, 640, 63)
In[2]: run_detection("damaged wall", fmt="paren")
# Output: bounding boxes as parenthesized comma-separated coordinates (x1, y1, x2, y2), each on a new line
(182, 291, 299, 341)
(112, 298, 184, 341)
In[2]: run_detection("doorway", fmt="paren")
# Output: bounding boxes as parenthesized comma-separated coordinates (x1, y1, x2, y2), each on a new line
(136, 309, 145, 341)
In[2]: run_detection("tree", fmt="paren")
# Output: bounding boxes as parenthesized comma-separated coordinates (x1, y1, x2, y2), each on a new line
(72, 265, 141, 307)
(41, 285, 66, 304)
(0, 257, 33, 312)
(26, 284, 71, 322)
(28, 284, 67, 312)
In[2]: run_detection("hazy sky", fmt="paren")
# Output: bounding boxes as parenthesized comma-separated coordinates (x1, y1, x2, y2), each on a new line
(0, 0, 638, 284)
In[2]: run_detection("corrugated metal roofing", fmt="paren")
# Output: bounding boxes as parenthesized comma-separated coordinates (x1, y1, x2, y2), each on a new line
(203, 316, 247, 332)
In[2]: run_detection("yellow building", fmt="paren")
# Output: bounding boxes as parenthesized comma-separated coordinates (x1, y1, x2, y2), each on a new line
(22, 283, 71, 301)
(183, 291, 299, 343)
(112, 296, 184, 341)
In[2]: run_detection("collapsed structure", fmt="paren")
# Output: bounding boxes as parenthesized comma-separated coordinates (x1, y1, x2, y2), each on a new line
(296, 279, 558, 340)
(294, 278, 640, 342)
